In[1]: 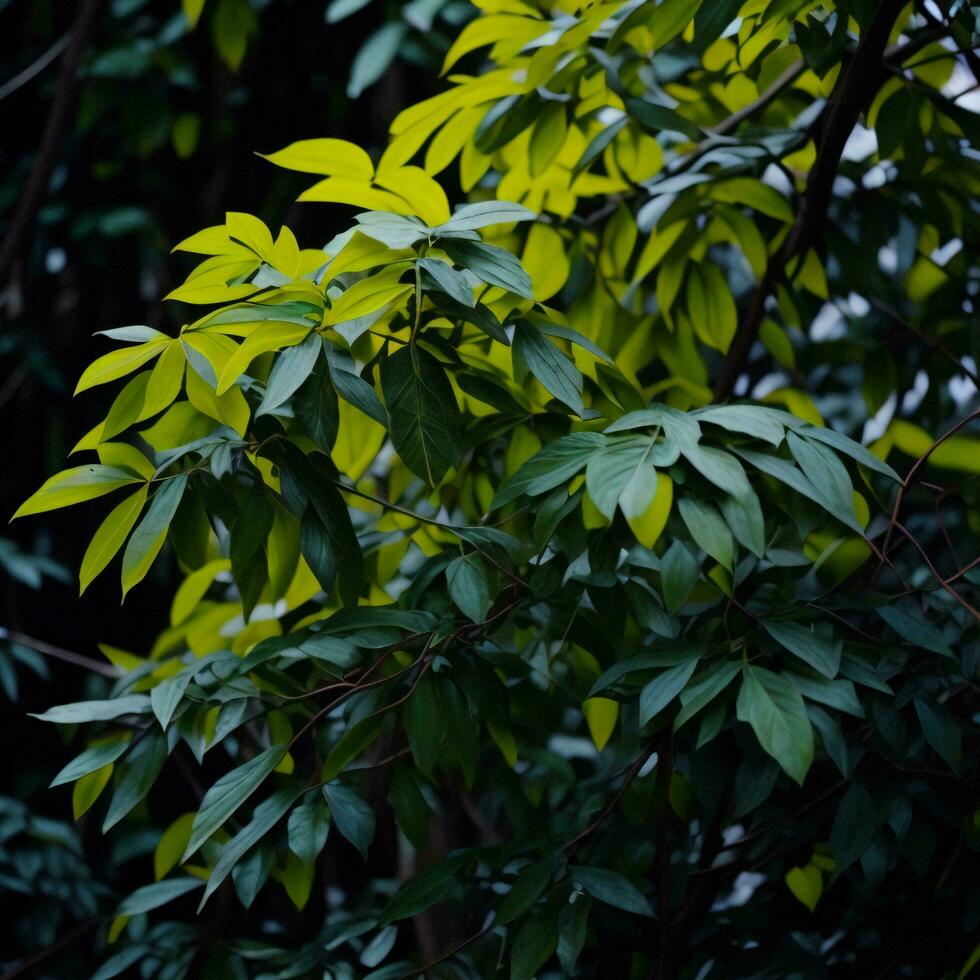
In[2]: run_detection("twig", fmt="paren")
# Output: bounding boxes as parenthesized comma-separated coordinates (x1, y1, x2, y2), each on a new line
(710, 60, 805, 136)
(714, 0, 908, 400)
(1, 628, 121, 677)
(892, 522, 980, 620)
(0, 0, 101, 288)
(0, 34, 70, 102)
(0, 918, 98, 980)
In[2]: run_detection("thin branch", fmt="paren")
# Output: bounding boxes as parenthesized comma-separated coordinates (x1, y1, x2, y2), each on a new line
(892, 522, 980, 620)
(0, 0, 101, 289)
(0, 34, 70, 102)
(0, 918, 98, 980)
(1, 628, 121, 677)
(714, 0, 909, 400)
(710, 60, 805, 136)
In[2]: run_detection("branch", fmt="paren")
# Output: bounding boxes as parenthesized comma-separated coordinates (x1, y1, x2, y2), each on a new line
(1, 628, 121, 677)
(713, 0, 908, 400)
(0, 34, 70, 103)
(0, 0, 100, 290)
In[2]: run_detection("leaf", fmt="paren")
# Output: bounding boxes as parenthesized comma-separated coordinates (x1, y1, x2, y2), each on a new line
(674, 662, 740, 729)
(694, 406, 785, 446)
(830, 783, 876, 874)
(403, 671, 444, 774)
(118, 877, 203, 916)
(582, 697, 619, 752)
(199, 787, 302, 908)
(877, 606, 953, 657)
(322, 782, 375, 859)
(764, 621, 841, 679)
(50, 735, 132, 787)
(446, 553, 493, 622)
(434, 201, 535, 233)
(14, 465, 141, 518)
(155, 813, 195, 880)
(182, 744, 287, 861)
(914, 699, 961, 771)
(381, 864, 456, 924)
(677, 496, 734, 571)
(661, 541, 698, 612)
(31, 695, 151, 724)
(73, 765, 113, 819)
(75, 340, 169, 394)
(785, 864, 822, 912)
(121, 474, 188, 598)
(417, 257, 475, 307)
(639, 660, 698, 726)
(288, 800, 331, 865)
(229, 484, 274, 620)
(103, 733, 167, 831)
(79, 486, 149, 594)
(260, 138, 374, 178)
(787, 432, 861, 532)
(441, 238, 533, 298)
(497, 858, 557, 925)
(321, 713, 385, 782)
(585, 436, 671, 520)
(736, 666, 814, 786)
(256, 331, 321, 416)
(348, 22, 407, 98)
(380, 344, 461, 485)
(493, 432, 606, 507)
(568, 866, 654, 917)
(510, 914, 558, 980)
(150, 670, 194, 731)
(514, 322, 585, 415)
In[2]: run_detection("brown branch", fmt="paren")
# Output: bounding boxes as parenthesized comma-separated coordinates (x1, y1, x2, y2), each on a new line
(892, 522, 980, 621)
(0, 0, 100, 289)
(0, 918, 98, 980)
(2, 628, 121, 677)
(713, 0, 908, 400)
(881, 405, 980, 557)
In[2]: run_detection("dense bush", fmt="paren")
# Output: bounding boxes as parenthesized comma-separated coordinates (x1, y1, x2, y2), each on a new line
(8, 0, 980, 977)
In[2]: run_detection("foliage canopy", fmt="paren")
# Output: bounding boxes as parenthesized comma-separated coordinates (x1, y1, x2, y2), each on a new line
(12, 0, 980, 976)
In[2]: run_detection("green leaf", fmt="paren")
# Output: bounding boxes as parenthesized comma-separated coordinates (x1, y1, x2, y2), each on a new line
(256, 331, 320, 416)
(199, 786, 303, 909)
(510, 913, 558, 980)
(31, 695, 151, 724)
(14, 465, 142, 518)
(117, 877, 203, 916)
(493, 432, 606, 507)
(694, 406, 785, 446)
(182, 744, 287, 861)
(79, 486, 149, 594)
(626, 97, 702, 140)
(441, 238, 534, 298)
(288, 800, 331, 865)
(121, 473, 188, 598)
(719, 489, 766, 559)
(568, 865, 654, 917)
(447, 553, 493, 622)
(677, 496, 734, 571)
(50, 734, 132, 787)
(787, 432, 861, 532)
(380, 345, 461, 485)
(381, 864, 456, 924)
(435, 201, 535, 233)
(798, 424, 900, 482)
(674, 662, 741, 729)
(229, 484, 274, 620)
(736, 666, 814, 786)
(322, 782, 375, 859)
(417, 257, 476, 307)
(914, 698, 961, 771)
(403, 671, 444, 774)
(639, 660, 698, 726)
(787, 672, 864, 717)
(321, 712, 385, 782)
(764, 621, 841, 679)
(557, 895, 590, 974)
(878, 606, 953, 657)
(513, 323, 585, 415)
(497, 857, 559, 925)
(103, 733, 167, 831)
(661, 541, 698, 612)
(347, 22, 406, 98)
(830, 783, 876, 874)
(585, 435, 671, 519)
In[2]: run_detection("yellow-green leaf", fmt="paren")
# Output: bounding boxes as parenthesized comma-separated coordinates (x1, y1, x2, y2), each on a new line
(79, 486, 149, 595)
(583, 697, 619, 752)
(13, 465, 141, 519)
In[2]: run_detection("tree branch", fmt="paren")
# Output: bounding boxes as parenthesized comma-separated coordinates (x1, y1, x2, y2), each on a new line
(713, 0, 907, 401)
(0, 0, 100, 290)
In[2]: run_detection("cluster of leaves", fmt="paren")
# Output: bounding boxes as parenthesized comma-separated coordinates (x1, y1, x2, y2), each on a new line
(12, 0, 980, 977)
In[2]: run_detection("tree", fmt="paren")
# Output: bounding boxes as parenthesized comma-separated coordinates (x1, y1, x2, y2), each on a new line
(13, 0, 980, 976)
